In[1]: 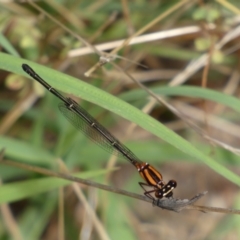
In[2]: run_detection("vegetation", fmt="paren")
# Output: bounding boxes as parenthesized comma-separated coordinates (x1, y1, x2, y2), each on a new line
(0, 1, 240, 239)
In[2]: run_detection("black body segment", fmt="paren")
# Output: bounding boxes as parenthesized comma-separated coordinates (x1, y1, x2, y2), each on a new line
(22, 63, 177, 200)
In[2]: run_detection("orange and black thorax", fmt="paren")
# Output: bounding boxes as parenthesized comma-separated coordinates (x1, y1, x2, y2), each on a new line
(134, 162, 165, 188)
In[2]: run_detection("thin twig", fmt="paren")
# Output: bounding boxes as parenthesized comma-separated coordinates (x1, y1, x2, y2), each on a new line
(0, 149, 239, 215)
(69, 26, 208, 57)
(85, 0, 193, 76)
(27, 0, 145, 70)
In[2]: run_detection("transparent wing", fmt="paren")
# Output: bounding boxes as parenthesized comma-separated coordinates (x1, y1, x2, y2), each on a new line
(58, 99, 141, 165)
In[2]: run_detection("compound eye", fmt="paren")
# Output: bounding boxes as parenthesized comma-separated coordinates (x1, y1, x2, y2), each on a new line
(155, 190, 163, 199)
(169, 180, 177, 188)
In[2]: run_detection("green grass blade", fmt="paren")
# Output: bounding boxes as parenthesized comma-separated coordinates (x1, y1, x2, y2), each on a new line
(0, 169, 109, 204)
(0, 32, 20, 57)
(120, 86, 240, 114)
(0, 136, 55, 164)
(0, 52, 239, 187)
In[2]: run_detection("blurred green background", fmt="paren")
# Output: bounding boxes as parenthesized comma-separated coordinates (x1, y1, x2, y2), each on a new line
(0, 1, 240, 240)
